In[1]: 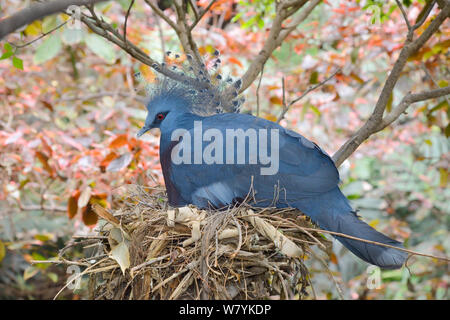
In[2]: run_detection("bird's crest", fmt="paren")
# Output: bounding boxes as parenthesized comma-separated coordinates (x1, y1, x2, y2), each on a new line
(134, 49, 245, 116)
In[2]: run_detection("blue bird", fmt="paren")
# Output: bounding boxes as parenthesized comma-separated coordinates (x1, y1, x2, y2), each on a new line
(137, 66, 407, 270)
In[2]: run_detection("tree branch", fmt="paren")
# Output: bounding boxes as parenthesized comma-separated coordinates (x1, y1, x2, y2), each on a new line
(79, 13, 211, 92)
(123, 0, 135, 47)
(189, 0, 217, 31)
(0, 0, 109, 40)
(174, 0, 205, 68)
(276, 68, 340, 123)
(143, 0, 180, 32)
(332, 2, 450, 167)
(295, 225, 450, 263)
(380, 86, 450, 129)
(238, 0, 318, 94)
(10, 19, 69, 49)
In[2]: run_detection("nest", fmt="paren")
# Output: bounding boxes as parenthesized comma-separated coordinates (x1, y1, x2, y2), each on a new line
(70, 185, 332, 300)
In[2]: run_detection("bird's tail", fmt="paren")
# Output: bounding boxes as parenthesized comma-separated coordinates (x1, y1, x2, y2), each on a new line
(293, 187, 408, 269)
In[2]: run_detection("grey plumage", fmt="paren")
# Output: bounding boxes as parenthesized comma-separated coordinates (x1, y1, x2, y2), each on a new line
(137, 48, 244, 116)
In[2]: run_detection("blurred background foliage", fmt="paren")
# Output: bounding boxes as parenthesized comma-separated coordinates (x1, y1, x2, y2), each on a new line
(0, 0, 448, 299)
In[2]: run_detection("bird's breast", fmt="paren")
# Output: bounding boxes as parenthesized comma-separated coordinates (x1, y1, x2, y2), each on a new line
(160, 140, 186, 207)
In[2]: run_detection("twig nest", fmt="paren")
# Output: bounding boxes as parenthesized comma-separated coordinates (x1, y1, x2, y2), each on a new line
(83, 185, 331, 300)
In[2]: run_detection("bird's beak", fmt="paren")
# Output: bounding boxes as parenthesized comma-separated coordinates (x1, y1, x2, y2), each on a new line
(137, 125, 151, 137)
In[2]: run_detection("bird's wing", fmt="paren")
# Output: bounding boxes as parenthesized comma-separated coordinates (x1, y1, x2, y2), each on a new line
(167, 113, 340, 208)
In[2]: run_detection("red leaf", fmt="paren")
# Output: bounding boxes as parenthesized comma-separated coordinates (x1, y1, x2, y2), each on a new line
(100, 152, 119, 169)
(40, 137, 53, 156)
(67, 190, 80, 219)
(35, 151, 54, 177)
(40, 100, 54, 112)
(269, 96, 283, 105)
(330, 252, 338, 265)
(228, 57, 243, 68)
(109, 134, 128, 149)
(81, 203, 98, 226)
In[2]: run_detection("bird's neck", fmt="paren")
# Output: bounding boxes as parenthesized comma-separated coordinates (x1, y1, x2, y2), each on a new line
(159, 111, 202, 152)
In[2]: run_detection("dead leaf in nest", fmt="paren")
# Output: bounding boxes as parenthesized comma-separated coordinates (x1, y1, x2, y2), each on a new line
(92, 203, 121, 227)
(167, 206, 206, 247)
(108, 227, 130, 275)
(244, 209, 303, 258)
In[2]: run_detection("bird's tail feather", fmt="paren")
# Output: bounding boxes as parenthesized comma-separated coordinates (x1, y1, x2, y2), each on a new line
(294, 188, 407, 269)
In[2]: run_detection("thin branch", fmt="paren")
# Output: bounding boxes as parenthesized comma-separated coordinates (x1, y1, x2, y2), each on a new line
(256, 64, 265, 117)
(79, 13, 211, 93)
(332, 2, 450, 167)
(189, 0, 217, 31)
(153, 13, 166, 57)
(309, 250, 344, 300)
(30, 259, 89, 267)
(143, 0, 180, 32)
(276, 68, 340, 123)
(10, 20, 69, 49)
(296, 226, 450, 263)
(18, 203, 66, 212)
(123, 0, 135, 47)
(173, 0, 208, 76)
(57, 91, 147, 103)
(395, 0, 412, 32)
(412, 0, 436, 31)
(235, 0, 319, 94)
(187, 0, 200, 22)
(380, 85, 450, 128)
(421, 62, 450, 106)
(0, 0, 108, 40)
(396, 0, 437, 41)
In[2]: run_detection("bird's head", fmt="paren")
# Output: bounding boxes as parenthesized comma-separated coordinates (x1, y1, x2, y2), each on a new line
(136, 50, 246, 138)
(137, 92, 190, 137)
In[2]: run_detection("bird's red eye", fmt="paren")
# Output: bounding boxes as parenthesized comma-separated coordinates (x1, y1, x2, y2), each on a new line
(157, 113, 165, 120)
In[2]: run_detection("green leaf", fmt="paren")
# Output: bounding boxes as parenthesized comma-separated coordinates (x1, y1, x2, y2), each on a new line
(85, 33, 117, 64)
(428, 100, 448, 115)
(445, 124, 450, 138)
(42, 15, 58, 33)
(310, 105, 321, 116)
(31, 252, 45, 261)
(439, 168, 448, 188)
(4, 42, 13, 53)
(438, 80, 448, 87)
(382, 269, 403, 281)
(351, 47, 359, 64)
(33, 34, 62, 64)
(402, 0, 412, 7)
(309, 71, 319, 84)
(1, 42, 14, 60)
(241, 18, 253, 29)
(386, 92, 394, 112)
(257, 15, 265, 29)
(0, 50, 14, 60)
(31, 252, 50, 270)
(231, 12, 243, 23)
(0, 240, 5, 262)
(47, 272, 58, 283)
(12, 56, 23, 70)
